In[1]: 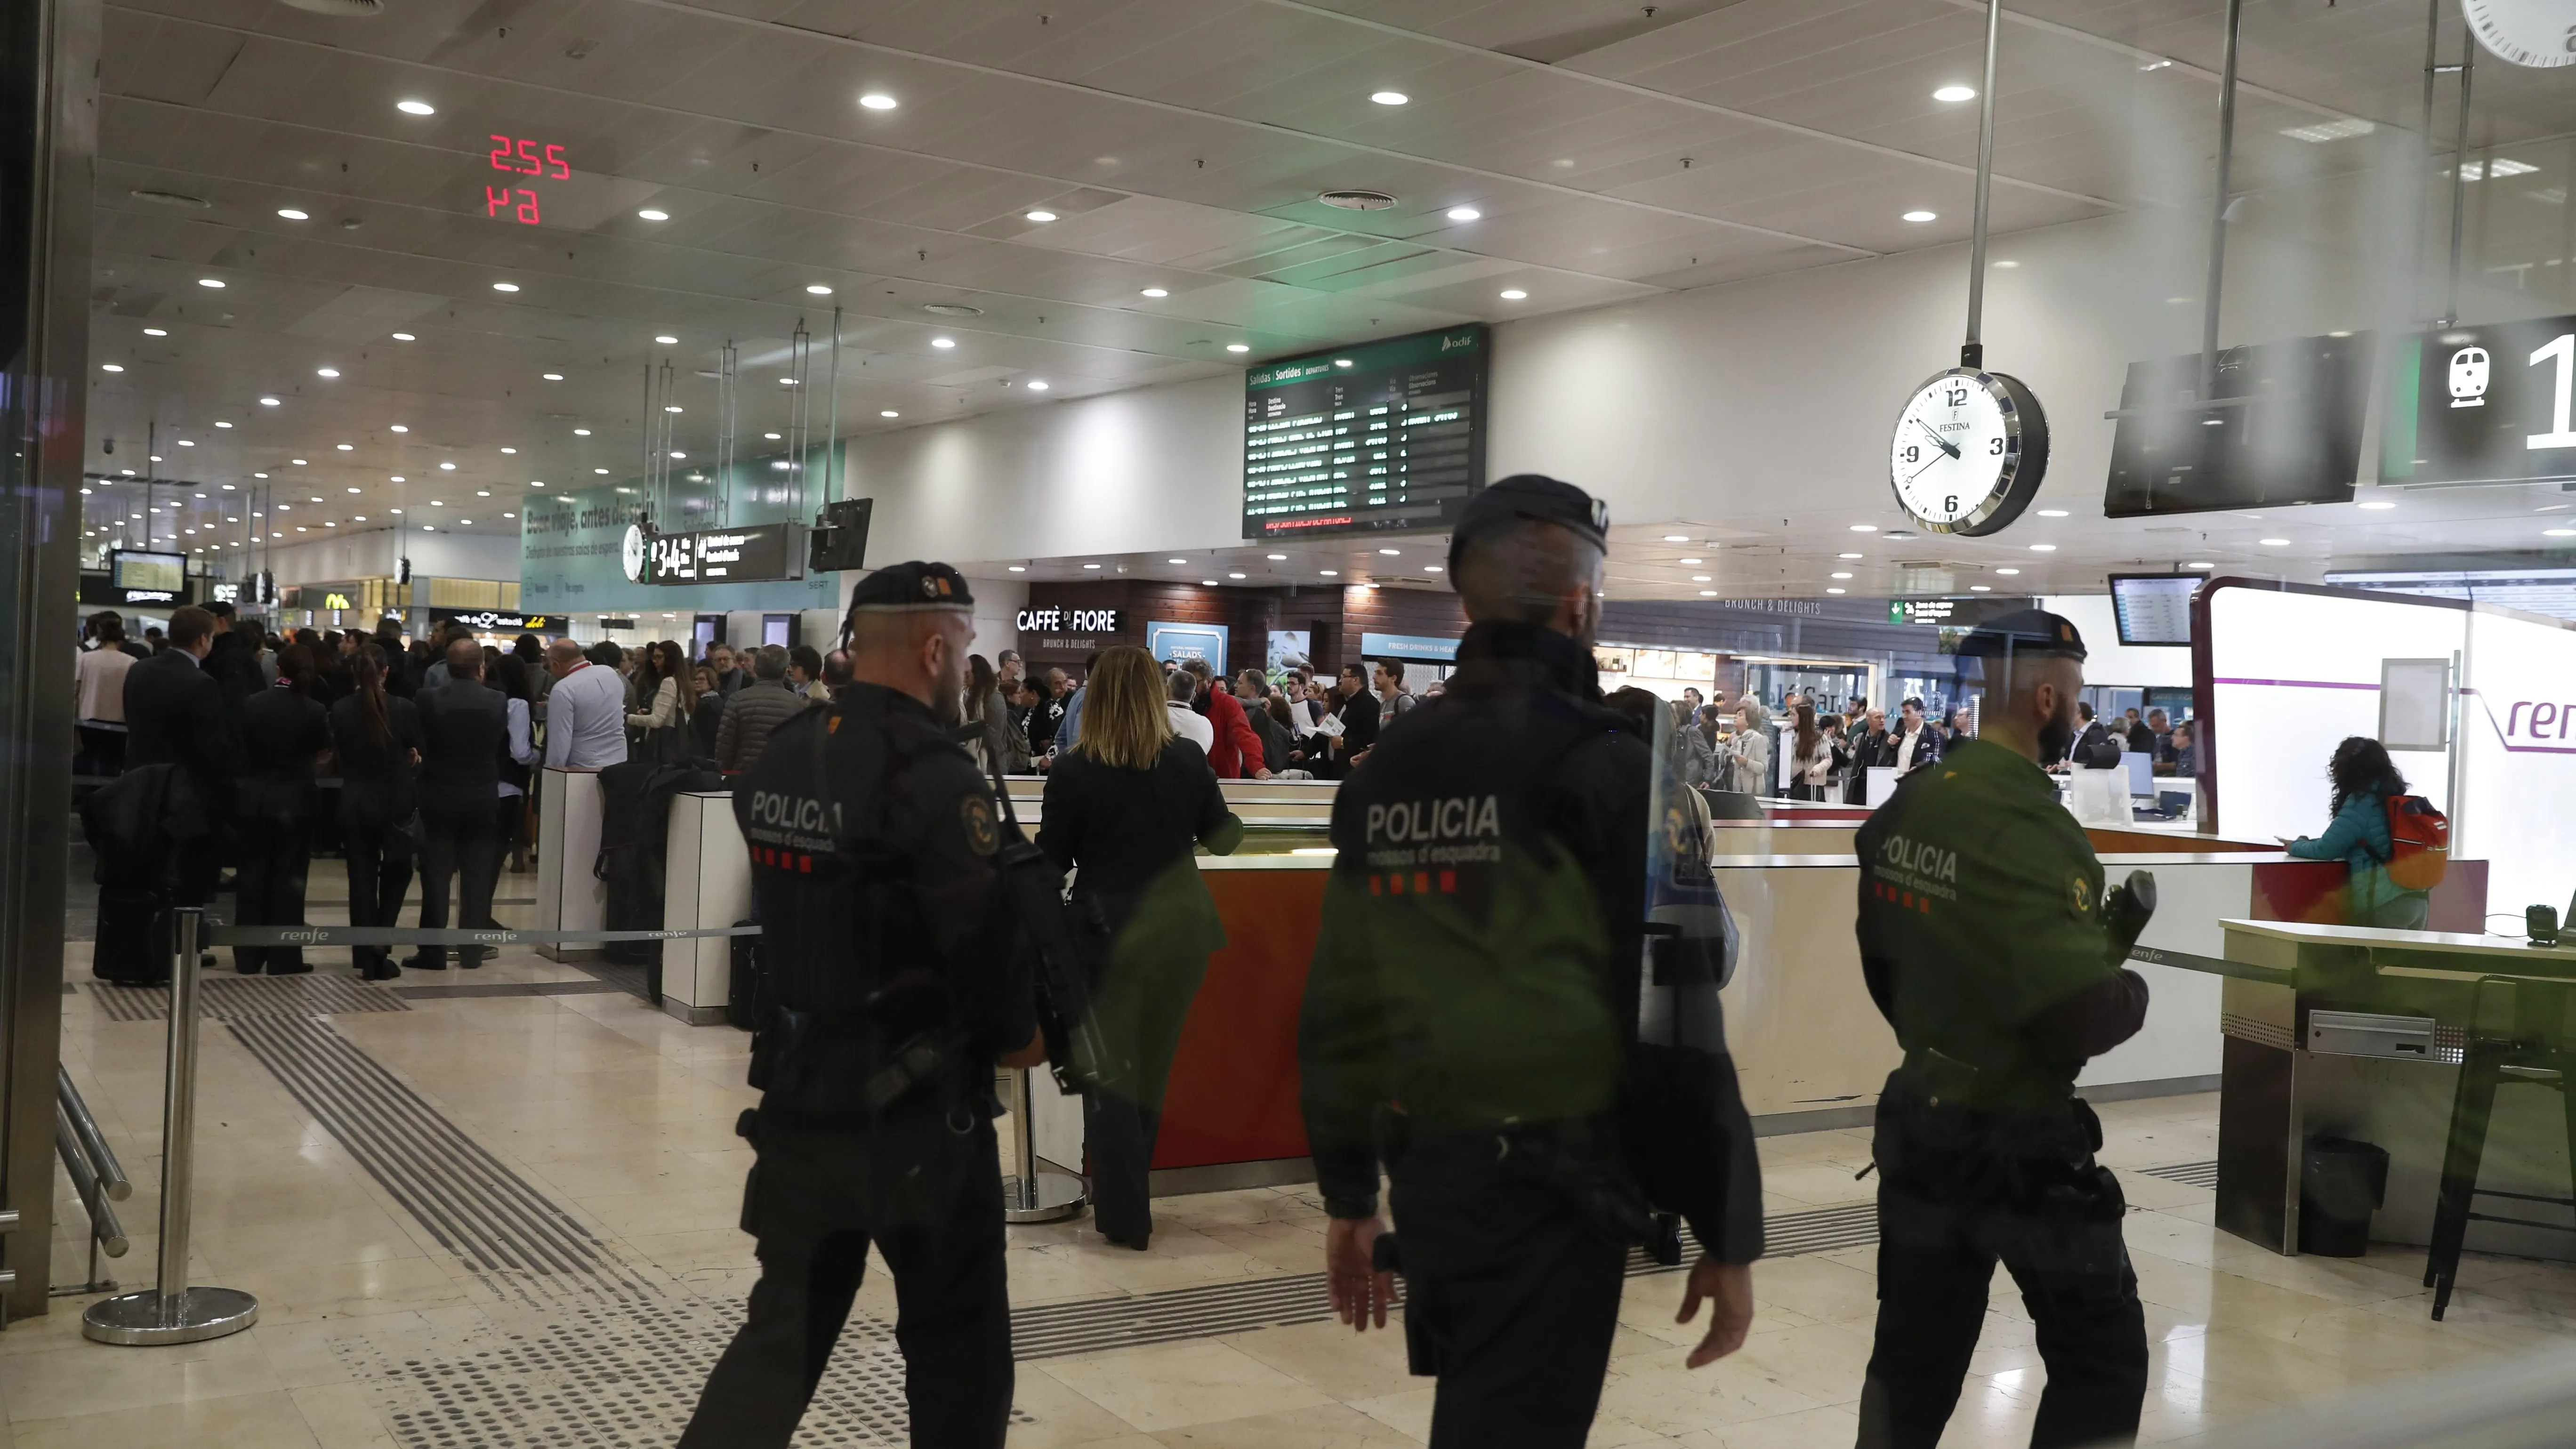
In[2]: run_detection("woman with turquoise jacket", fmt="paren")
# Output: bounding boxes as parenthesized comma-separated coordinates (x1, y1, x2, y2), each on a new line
(2280, 736, 2428, 929)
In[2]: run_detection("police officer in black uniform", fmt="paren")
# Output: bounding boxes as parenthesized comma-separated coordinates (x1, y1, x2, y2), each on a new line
(681, 562, 1043, 1449)
(1299, 476, 1766, 1449)
(1853, 610, 2155, 1449)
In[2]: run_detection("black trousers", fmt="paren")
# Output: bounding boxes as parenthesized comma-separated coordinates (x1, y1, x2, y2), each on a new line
(1858, 1103, 2148, 1449)
(681, 1118, 1012, 1449)
(416, 802, 500, 968)
(231, 807, 314, 973)
(1389, 1142, 1628, 1449)
(341, 813, 414, 976)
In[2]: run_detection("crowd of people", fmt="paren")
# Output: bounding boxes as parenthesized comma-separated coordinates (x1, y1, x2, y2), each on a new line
(74, 604, 868, 979)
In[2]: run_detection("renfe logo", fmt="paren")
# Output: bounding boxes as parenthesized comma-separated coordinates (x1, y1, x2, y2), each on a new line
(2505, 701, 2576, 740)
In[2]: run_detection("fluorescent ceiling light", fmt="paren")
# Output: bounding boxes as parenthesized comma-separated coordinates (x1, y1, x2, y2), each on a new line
(1370, 91, 1409, 105)
(395, 100, 435, 115)
(1446, 207, 1481, 221)
(1932, 85, 1976, 102)
(858, 93, 898, 110)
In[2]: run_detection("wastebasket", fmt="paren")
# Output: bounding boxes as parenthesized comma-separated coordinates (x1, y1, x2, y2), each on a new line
(2299, 1136, 2390, 1256)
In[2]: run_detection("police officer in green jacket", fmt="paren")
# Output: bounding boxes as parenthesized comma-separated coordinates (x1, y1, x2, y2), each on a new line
(1853, 610, 2156, 1449)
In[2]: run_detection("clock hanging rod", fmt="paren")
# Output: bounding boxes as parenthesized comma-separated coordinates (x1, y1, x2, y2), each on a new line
(1960, 0, 2003, 371)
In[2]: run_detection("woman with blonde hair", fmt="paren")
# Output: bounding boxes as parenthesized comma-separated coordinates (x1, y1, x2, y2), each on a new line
(1037, 646, 1244, 1248)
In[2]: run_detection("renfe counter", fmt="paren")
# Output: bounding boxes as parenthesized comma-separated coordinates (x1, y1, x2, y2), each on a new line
(650, 776, 2494, 1206)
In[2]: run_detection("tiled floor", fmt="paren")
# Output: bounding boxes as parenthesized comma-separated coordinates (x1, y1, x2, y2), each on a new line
(23, 862, 2576, 1447)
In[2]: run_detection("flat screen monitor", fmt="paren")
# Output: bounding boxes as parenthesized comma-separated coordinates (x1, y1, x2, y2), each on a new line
(2109, 573, 2199, 646)
(1242, 325, 1488, 541)
(2102, 331, 2370, 517)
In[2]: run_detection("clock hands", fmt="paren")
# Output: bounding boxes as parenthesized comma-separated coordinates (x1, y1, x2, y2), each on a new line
(1915, 419, 1961, 460)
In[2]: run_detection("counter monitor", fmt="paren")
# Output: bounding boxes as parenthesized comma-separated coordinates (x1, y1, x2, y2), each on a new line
(1242, 325, 1488, 541)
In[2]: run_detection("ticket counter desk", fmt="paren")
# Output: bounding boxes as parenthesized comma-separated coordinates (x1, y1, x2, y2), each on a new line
(2211, 920, 2576, 1263)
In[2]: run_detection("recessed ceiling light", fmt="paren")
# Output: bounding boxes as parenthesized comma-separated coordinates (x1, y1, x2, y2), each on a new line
(197, 278, 224, 289)
(1446, 206, 1481, 221)
(1831, 571, 1854, 580)
(805, 284, 834, 295)
(1371, 90, 1409, 105)
(1140, 288, 1169, 298)
(1267, 553, 1287, 561)
(491, 282, 519, 292)
(395, 100, 436, 115)
(99, 362, 122, 372)
(880, 409, 899, 419)
(1903, 209, 1938, 223)
(1933, 85, 1978, 103)
(1850, 524, 1877, 532)
(2259, 537, 2291, 547)
(2028, 543, 2057, 551)
(391, 332, 414, 341)
(1026, 379, 1049, 392)
(1024, 209, 1057, 222)
(1226, 343, 1251, 354)
(931, 337, 955, 349)
(1499, 289, 1528, 300)
(1996, 567, 2021, 575)
(316, 367, 339, 378)
(143, 327, 166, 336)
(858, 93, 898, 110)
(276, 207, 309, 221)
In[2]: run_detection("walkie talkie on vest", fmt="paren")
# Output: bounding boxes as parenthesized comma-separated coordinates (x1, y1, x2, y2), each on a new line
(982, 758, 1128, 1096)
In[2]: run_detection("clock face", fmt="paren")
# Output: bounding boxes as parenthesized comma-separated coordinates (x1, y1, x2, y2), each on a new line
(2465, 0, 2576, 68)
(1886, 368, 2049, 537)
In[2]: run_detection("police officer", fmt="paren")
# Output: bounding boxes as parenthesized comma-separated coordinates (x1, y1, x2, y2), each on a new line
(1299, 475, 1766, 1449)
(1853, 610, 2154, 1449)
(681, 562, 1044, 1449)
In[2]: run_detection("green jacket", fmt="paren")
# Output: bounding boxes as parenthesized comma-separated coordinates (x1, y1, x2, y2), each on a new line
(1854, 738, 2131, 1110)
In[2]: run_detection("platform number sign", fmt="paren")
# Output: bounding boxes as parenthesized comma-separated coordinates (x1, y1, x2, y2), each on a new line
(485, 135, 570, 226)
(2388, 315, 2576, 485)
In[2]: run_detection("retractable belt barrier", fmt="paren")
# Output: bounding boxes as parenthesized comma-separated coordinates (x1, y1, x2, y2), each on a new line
(204, 924, 762, 948)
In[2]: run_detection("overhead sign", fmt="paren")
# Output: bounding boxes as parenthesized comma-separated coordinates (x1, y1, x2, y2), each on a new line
(2383, 314, 2576, 486)
(1242, 325, 1489, 541)
(439, 611, 557, 632)
(620, 522, 800, 586)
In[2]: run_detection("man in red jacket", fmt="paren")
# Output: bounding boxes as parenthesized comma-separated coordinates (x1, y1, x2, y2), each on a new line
(1182, 659, 1271, 780)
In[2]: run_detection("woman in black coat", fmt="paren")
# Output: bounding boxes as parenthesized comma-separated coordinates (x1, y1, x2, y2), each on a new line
(330, 644, 422, 980)
(233, 644, 331, 974)
(1036, 646, 1244, 1248)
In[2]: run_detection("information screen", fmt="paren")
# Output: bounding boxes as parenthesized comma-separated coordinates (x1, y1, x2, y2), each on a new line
(1242, 325, 1488, 541)
(2382, 314, 2576, 486)
(2102, 332, 2369, 517)
(2109, 573, 2200, 646)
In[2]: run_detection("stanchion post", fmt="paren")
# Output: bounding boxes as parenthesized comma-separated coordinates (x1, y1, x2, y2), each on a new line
(998, 1065, 1086, 1224)
(82, 908, 259, 1344)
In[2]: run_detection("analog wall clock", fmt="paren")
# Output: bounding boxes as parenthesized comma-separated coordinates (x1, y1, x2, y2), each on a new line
(1887, 367, 2050, 537)
(2464, 0, 2576, 68)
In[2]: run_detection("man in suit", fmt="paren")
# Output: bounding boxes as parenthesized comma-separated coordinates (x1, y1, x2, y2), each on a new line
(123, 604, 242, 909)
(409, 638, 508, 970)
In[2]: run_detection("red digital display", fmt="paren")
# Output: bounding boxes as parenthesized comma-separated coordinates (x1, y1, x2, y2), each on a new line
(484, 135, 567, 226)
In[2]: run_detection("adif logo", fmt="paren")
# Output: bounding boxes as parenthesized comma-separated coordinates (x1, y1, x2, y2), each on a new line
(1366, 795, 1499, 844)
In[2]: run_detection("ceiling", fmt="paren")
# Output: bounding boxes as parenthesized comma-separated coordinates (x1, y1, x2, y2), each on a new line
(78, 0, 2576, 595)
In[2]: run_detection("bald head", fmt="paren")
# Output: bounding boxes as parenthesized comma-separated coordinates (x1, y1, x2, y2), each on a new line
(1451, 516, 1605, 641)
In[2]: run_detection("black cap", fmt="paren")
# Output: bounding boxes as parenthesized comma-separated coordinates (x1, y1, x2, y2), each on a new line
(848, 561, 974, 613)
(1447, 474, 1609, 573)
(1956, 608, 2086, 661)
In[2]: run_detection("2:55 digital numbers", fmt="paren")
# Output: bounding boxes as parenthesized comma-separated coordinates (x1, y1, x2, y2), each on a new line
(483, 135, 568, 226)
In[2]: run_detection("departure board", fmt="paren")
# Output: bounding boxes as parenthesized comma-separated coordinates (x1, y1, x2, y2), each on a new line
(1242, 325, 1488, 541)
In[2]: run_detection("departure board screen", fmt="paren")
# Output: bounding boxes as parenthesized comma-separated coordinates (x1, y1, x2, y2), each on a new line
(1242, 325, 1488, 541)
